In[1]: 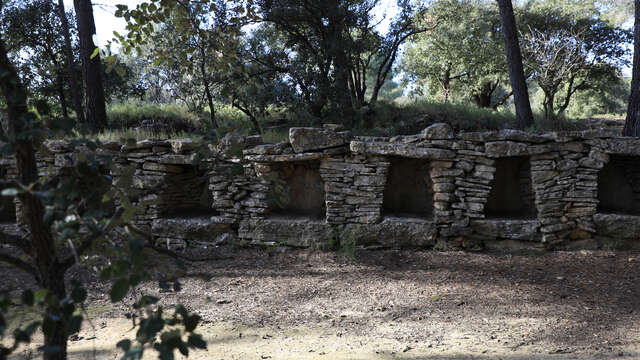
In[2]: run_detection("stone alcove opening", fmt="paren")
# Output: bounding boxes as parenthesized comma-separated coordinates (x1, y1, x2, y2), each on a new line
(0, 178, 15, 222)
(268, 161, 326, 220)
(486, 156, 536, 219)
(159, 165, 217, 218)
(0, 196, 15, 222)
(598, 155, 640, 215)
(383, 157, 433, 219)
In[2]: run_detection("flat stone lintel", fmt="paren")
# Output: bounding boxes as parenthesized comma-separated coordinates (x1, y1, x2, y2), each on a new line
(245, 146, 347, 162)
(350, 141, 455, 160)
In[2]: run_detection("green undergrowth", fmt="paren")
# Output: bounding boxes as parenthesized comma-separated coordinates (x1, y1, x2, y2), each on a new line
(107, 103, 201, 131)
(41, 100, 603, 143)
(354, 100, 589, 137)
(106, 102, 255, 134)
(357, 100, 517, 136)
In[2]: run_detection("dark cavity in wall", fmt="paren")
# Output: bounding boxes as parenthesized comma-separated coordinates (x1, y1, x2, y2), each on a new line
(486, 156, 535, 219)
(598, 155, 640, 215)
(0, 190, 15, 222)
(161, 165, 217, 217)
(383, 157, 433, 219)
(269, 161, 326, 219)
(0, 164, 15, 221)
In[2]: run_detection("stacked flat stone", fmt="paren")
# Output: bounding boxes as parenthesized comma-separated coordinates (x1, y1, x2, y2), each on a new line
(3, 124, 640, 251)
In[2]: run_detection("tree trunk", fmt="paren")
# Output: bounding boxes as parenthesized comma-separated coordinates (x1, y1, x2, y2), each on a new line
(57, 73, 69, 118)
(370, 49, 397, 109)
(232, 100, 262, 134)
(198, 45, 217, 129)
(440, 67, 451, 103)
(369, 70, 384, 107)
(203, 81, 217, 129)
(327, 0, 354, 126)
(369, 85, 381, 108)
(472, 81, 498, 108)
(42, 267, 67, 360)
(57, 0, 85, 125)
(0, 38, 68, 360)
(473, 93, 491, 108)
(497, 0, 534, 130)
(491, 91, 513, 110)
(73, 0, 107, 133)
(624, 0, 640, 137)
(542, 91, 555, 121)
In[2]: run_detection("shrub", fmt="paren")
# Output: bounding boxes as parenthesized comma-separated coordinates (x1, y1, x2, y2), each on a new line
(107, 103, 202, 133)
(353, 100, 516, 136)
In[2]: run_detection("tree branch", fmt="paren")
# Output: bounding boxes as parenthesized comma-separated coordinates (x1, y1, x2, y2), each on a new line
(127, 225, 231, 262)
(492, 91, 513, 110)
(0, 250, 38, 280)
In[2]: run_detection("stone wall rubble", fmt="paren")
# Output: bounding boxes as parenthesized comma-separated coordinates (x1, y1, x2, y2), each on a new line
(2, 124, 640, 251)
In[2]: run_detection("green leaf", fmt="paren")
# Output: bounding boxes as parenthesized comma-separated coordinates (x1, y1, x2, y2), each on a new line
(13, 321, 40, 345)
(136, 316, 164, 343)
(122, 345, 144, 360)
(110, 278, 130, 302)
(65, 315, 83, 336)
(187, 334, 206, 349)
(184, 314, 200, 333)
(178, 342, 189, 356)
(90, 47, 100, 59)
(116, 339, 131, 352)
(160, 329, 183, 349)
(116, 66, 127, 77)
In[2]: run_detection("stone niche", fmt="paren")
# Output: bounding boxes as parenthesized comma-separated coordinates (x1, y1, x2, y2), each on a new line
(486, 156, 535, 219)
(158, 165, 216, 217)
(598, 155, 640, 215)
(268, 161, 326, 219)
(0, 176, 15, 222)
(0, 195, 15, 222)
(383, 157, 433, 219)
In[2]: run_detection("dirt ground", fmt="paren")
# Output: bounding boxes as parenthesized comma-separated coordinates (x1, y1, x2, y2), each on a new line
(4, 248, 640, 360)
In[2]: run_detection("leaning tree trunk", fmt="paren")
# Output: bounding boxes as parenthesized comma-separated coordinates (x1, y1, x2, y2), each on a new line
(73, 0, 107, 133)
(623, 0, 640, 137)
(198, 45, 217, 129)
(497, 0, 534, 130)
(0, 38, 68, 360)
(57, 0, 85, 125)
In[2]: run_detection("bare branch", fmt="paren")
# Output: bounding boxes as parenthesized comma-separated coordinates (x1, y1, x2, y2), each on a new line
(0, 250, 38, 280)
(127, 225, 230, 262)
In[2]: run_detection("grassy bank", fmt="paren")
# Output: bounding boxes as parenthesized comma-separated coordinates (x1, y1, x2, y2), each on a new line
(43, 100, 595, 142)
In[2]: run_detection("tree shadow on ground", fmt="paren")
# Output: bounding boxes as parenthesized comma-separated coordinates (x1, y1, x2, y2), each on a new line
(161, 248, 640, 354)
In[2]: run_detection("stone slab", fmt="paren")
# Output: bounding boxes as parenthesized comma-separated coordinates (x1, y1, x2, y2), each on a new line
(350, 141, 455, 159)
(344, 217, 437, 248)
(238, 218, 334, 247)
(289, 127, 351, 153)
(471, 219, 541, 242)
(151, 215, 233, 241)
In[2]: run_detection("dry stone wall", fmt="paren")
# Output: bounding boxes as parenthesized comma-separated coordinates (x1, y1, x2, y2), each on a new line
(2, 124, 640, 251)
